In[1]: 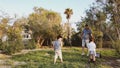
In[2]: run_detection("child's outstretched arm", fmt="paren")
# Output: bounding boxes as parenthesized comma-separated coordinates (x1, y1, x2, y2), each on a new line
(61, 41, 63, 47)
(52, 41, 55, 51)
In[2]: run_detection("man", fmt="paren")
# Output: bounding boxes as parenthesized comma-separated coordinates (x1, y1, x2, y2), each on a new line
(81, 24, 92, 56)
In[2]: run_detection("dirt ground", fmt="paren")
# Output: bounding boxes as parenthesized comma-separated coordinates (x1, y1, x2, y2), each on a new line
(102, 57, 120, 68)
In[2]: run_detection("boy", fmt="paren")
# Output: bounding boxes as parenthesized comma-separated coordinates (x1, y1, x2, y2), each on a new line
(53, 35, 63, 64)
(88, 37, 96, 64)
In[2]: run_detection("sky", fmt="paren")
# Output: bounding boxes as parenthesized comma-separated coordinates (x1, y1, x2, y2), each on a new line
(0, 0, 95, 28)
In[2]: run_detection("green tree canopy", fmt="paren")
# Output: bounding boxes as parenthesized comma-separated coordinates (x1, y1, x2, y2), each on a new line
(28, 7, 62, 46)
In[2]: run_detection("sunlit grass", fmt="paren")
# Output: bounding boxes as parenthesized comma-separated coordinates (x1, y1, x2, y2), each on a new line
(11, 47, 117, 68)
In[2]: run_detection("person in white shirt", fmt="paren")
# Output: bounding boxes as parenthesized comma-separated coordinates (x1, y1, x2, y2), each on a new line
(88, 37, 96, 63)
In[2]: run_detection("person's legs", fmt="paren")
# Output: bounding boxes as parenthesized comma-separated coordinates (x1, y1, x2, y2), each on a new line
(89, 51, 93, 62)
(93, 51, 96, 62)
(86, 39, 89, 56)
(89, 51, 96, 65)
(82, 39, 85, 55)
(58, 51, 63, 63)
(92, 54, 96, 65)
(88, 54, 93, 64)
(93, 55, 96, 61)
(54, 51, 58, 64)
(90, 55, 93, 61)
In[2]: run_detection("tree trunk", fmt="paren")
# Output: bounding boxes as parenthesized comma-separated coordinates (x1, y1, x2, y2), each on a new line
(37, 36, 40, 48)
(116, 27, 120, 40)
(112, 0, 120, 40)
(40, 39, 45, 47)
(67, 19, 72, 47)
(112, 15, 120, 40)
(49, 38, 52, 47)
(36, 36, 45, 48)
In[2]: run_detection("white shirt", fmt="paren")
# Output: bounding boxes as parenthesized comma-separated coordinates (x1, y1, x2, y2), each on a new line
(88, 41, 96, 51)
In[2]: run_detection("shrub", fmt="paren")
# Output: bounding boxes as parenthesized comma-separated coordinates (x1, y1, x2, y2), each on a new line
(24, 39, 36, 49)
(0, 40, 24, 55)
(96, 36, 103, 48)
(93, 30, 103, 48)
(113, 40, 120, 55)
(0, 39, 3, 50)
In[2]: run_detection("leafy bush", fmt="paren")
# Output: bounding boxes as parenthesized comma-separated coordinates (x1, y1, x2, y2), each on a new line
(63, 38, 69, 46)
(0, 40, 24, 55)
(113, 40, 120, 55)
(71, 33, 81, 46)
(96, 36, 103, 48)
(0, 25, 25, 55)
(93, 30, 103, 48)
(24, 39, 36, 49)
(0, 39, 3, 50)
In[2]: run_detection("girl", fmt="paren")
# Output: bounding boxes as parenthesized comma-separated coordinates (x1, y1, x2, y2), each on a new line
(88, 37, 96, 64)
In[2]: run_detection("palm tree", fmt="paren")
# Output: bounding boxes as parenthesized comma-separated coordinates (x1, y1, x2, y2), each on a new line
(64, 8, 73, 46)
(64, 8, 73, 23)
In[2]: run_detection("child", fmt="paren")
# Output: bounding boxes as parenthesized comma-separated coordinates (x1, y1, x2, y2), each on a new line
(53, 35, 63, 64)
(88, 37, 96, 64)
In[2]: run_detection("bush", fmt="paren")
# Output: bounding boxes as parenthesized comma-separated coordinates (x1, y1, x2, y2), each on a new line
(71, 34, 81, 46)
(113, 40, 120, 54)
(24, 39, 36, 49)
(93, 30, 103, 48)
(103, 41, 112, 48)
(96, 36, 103, 48)
(0, 40, 24, 55)
(0, 39, 3, 50)
(63, 38, 68, 46)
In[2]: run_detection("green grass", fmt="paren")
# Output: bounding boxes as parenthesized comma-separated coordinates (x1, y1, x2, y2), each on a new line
(98, 49, 120, 58)
(11, 47, 118, 68)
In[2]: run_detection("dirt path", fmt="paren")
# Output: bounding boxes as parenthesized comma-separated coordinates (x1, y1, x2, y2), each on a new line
(103, 57, 120, 68)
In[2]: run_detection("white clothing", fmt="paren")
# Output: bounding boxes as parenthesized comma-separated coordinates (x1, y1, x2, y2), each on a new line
(82, 39, 89, 47)
(88, 41, 96, 56)
(88, 41, 96, 51)
(54, 50, 62, 60)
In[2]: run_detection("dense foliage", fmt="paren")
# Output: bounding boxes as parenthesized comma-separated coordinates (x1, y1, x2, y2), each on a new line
(76, 0, 120, 54)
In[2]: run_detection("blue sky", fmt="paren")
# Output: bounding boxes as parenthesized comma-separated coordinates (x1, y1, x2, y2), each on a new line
(0, 0, 95, 27)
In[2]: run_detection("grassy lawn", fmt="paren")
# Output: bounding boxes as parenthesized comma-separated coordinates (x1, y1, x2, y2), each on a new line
(10, 47, 119, 68)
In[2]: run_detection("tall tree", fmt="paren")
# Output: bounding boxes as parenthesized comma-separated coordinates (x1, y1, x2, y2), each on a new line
(28, 7, 62, 47)
(76, 0, 120, 54)
(64, 8, 73, 46)
(96, 0, 120, 40)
